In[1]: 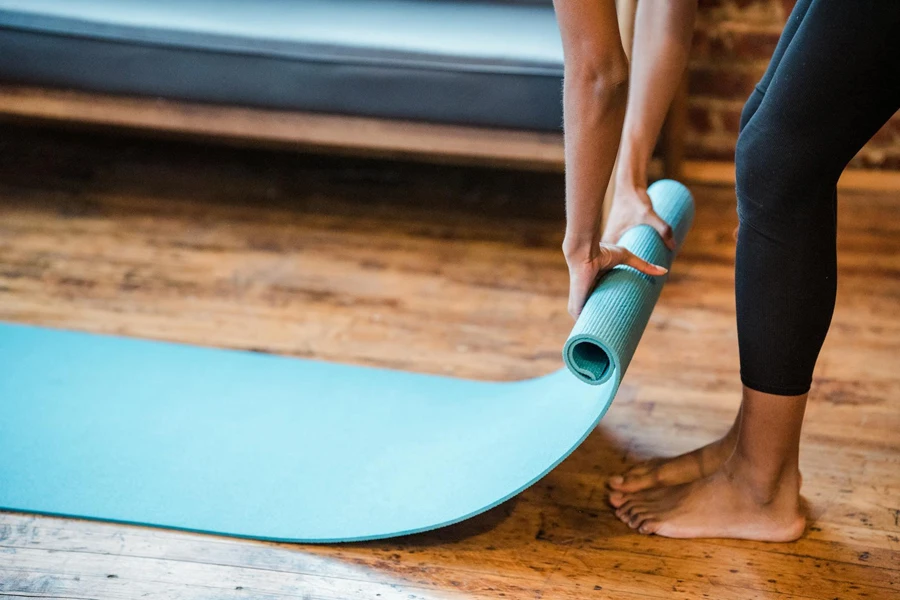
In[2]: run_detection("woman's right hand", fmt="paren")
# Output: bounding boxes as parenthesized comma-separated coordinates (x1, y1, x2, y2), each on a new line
(564, 241, 668, 320)
(602, 184, 677, 250)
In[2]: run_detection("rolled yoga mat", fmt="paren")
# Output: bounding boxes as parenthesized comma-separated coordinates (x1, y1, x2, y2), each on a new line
(0, 179, 693, 542)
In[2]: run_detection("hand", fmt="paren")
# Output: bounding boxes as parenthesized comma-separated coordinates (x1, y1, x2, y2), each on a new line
(564, 242, 668, 320)
(602, 185, 677, 250)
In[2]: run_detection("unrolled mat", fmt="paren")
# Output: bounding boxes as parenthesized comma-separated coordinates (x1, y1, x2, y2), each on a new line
(0, 179, 693, 542)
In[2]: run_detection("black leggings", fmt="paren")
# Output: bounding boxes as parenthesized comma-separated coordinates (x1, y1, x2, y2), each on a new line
(735, 0, 900, 395)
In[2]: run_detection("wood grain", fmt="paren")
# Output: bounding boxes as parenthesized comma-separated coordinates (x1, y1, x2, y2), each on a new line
(0, 124, 897, 600)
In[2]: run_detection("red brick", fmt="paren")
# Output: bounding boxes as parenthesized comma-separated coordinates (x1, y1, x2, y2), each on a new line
(689, 67, 760, 100)
(721, 106, 745, 132)
(686, 0, 897, 169)
(697, 0, 728, 10)
(692, 29, 781, 62)
(687, 106, 713, 133)
(780, 0, 798, 18)
(685, 143, 737, 162)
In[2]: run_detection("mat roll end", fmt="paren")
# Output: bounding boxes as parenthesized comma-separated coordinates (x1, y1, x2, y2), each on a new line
(563, 335, 616, 386)
(562, 179, 694, 387)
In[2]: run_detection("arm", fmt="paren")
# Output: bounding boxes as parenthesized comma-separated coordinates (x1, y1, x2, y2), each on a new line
(553, 0, 667, 318)
(604, 0, 698, 249)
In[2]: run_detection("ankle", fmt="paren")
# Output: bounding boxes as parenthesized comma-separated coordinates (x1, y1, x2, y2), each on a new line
(718, 425, 740, 451)
(724, 454, 800, 505)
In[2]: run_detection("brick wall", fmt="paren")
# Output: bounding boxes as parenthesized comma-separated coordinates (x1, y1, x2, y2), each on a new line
(687, 0, 900, 169)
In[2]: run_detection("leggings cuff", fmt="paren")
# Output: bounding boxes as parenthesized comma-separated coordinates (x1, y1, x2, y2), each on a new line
(740, 375, 811, 397)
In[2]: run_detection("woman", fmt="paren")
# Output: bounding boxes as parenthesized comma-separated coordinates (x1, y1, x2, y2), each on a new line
(557, 0, 900, 541)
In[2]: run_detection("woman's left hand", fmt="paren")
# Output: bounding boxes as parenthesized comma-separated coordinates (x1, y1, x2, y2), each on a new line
(565, 241, 668, 319)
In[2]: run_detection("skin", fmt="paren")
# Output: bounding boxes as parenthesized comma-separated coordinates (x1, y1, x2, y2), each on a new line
(556, 0, 807, 541)
(608, 388, 807, 542)
(553, 0, 668, 320)
(604, 0, 696, 250)
(608, 405, 741, 492)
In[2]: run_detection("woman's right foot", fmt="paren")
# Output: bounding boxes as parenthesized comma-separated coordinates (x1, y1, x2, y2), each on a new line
(613, 459, 806, 542)
(608, 430, 737, 506)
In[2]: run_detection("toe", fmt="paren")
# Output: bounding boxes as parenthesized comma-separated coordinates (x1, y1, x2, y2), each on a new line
(608, 490, 628, 508)
(607, 462, 654, 490)
(616, 471, 661, 493)
(639, 486, 674, 502)
(615, 500, 637, 523)
(627, 509, 650, 530)
(637, 519, 661, 535)
(611, 486, 668, 511)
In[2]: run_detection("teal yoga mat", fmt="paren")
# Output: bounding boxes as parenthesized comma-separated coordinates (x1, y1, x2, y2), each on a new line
(0, 180, 693, 542)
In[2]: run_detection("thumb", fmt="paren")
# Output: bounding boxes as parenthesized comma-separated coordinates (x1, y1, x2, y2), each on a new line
(646, 212, 676, 251)
(619, 248, 668, 277)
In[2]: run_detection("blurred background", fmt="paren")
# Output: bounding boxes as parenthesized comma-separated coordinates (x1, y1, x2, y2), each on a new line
(1, 0, 897, 179)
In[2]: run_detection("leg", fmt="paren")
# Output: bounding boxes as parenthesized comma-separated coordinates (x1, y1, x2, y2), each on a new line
(737, 0, 812, 132)
(614, 0, 900, 539)
(617, 388, 806, 541)
(608, 0, 813, 495)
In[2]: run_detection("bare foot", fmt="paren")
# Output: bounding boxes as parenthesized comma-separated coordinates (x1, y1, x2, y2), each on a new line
(612, 460, 806, 542)
(608, 430, 737, 504)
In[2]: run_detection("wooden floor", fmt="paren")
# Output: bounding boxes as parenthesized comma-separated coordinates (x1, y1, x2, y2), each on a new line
(0, 124, 897, 600)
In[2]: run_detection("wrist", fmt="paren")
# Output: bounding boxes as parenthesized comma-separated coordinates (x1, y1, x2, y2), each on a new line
(614, 164, 648, 192)
(615, 141, 651, 190)
(562, 234, 600, 263)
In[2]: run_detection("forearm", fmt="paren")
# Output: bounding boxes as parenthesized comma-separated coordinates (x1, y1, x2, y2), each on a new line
(562, 68, 628, 258)
(616, 0, 696, 190)
(553, 0, 628, 261)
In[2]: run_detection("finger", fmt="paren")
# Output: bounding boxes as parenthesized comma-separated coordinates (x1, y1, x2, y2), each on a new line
(620, 249, 668, 277)
(568, 297, 580, 320)
(646, 212, 677, 251)
(567, 288, 579, 319)
(567, 280, 589, 320)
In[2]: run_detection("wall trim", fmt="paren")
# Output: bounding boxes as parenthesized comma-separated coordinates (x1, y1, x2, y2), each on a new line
(683, 160, 900, 192)
(1, 86, 897, 191)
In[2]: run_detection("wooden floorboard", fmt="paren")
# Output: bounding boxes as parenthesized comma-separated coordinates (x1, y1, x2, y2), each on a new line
(0, 124, 897, 600)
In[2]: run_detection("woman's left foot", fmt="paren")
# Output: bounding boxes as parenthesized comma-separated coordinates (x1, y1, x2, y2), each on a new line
(607, 431, 736, 500)
(612, 461, 806, 542)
